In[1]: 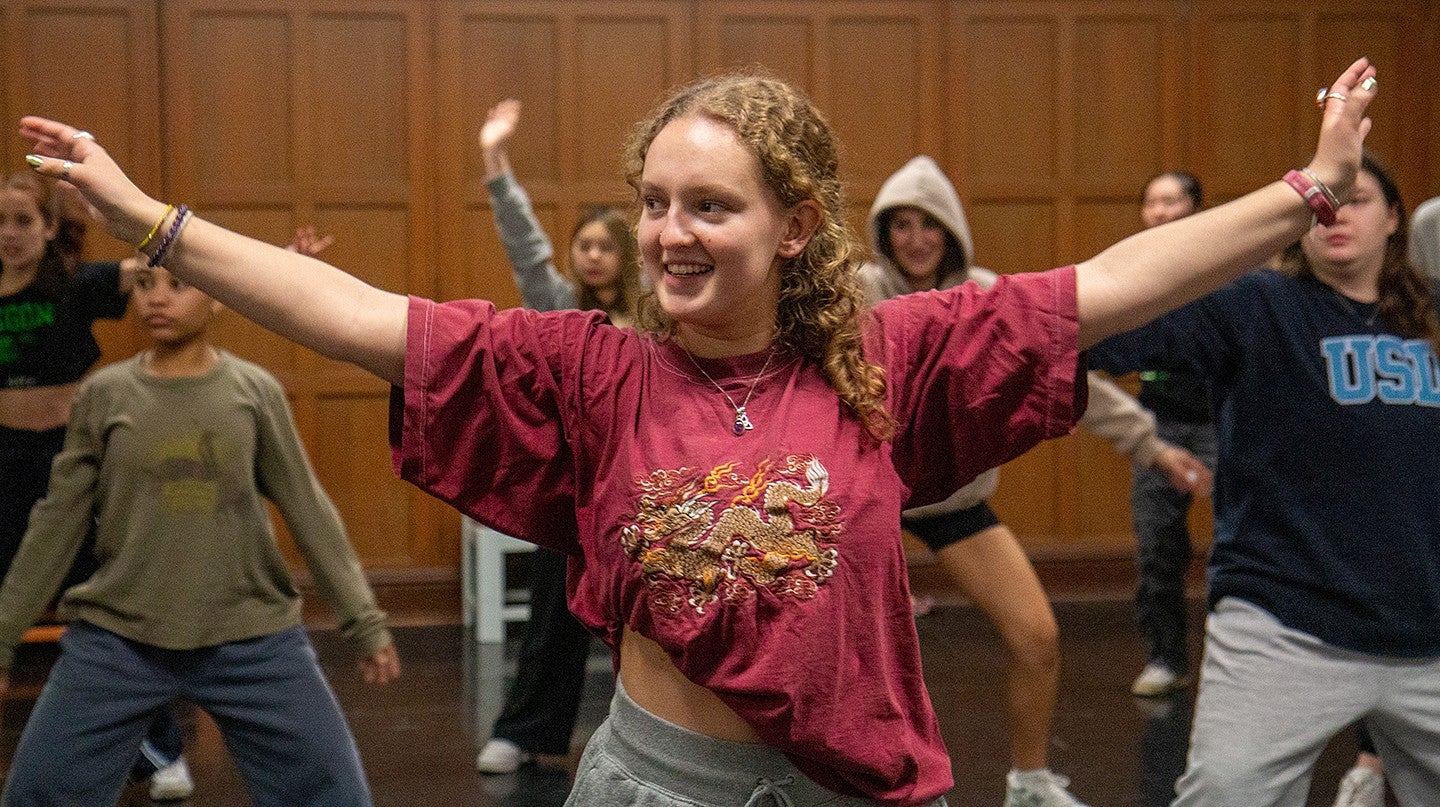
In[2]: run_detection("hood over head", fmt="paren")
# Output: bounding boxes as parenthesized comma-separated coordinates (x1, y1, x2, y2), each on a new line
(866, 156, 974, 287)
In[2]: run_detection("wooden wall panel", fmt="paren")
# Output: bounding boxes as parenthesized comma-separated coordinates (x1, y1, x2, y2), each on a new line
(959, 16, 1057, 195)
(312, 394, 415, 566)
(1072, 200, 1138, 267)
(1192, 12, 1303, 198)
(458, 16, 560, 188)
(186, 12, 294, 200)
(712, 14, 814, 92)
(437, 1, 688, 309)
(968, 200, 1055, 273)
(311, 13, 411, 199)
(573, 14, 681, 185)
(1072, 15, 1166, 195)
(823, 10, 942, 191)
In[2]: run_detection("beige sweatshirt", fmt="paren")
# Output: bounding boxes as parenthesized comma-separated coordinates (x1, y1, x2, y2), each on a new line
(859, 155, 1169, 516)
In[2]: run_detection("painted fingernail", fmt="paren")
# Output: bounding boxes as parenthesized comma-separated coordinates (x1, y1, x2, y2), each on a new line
(24, 154, 42, 168)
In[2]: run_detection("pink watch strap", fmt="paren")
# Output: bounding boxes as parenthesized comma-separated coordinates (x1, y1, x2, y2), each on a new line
(1284, 169, 1337, 226)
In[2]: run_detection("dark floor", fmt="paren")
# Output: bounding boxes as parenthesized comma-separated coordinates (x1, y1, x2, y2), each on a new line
(0, 599, 1367, 806)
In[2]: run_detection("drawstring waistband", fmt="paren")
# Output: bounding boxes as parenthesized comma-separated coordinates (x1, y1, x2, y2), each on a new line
(744, 775, 797, 807)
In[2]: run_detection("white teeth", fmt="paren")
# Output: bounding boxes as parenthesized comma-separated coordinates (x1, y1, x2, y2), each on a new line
(667, 263, 711, 276)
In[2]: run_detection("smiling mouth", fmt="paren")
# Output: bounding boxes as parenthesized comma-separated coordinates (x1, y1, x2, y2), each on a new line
(666, 263, 713, 277)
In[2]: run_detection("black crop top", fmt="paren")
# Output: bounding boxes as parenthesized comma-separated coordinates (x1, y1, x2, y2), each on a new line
(0, 261, 128, 389)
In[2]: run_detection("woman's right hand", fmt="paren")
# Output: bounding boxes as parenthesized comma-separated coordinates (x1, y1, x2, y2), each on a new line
(479, 98, 522, 154)
(1305, 57, 1378, 204)
(19, 117, 168, 248)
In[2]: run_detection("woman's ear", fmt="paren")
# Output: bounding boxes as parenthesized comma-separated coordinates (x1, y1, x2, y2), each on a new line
(777, 200, 823, 259)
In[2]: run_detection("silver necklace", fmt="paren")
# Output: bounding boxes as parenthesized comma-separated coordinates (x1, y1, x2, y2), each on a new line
(1331, 287, 1379, 327)
(681, 343, 777, 436)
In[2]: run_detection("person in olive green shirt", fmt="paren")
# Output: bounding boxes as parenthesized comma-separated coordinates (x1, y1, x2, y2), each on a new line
(0, 259, 399, 807)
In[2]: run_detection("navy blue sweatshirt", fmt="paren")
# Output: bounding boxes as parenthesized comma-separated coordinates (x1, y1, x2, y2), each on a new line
(1090, 269, 1440, 658)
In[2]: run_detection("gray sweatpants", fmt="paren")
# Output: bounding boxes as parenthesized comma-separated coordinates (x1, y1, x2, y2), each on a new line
(567, 680, 949, 807)
(1173, 597, 1440, 807)
(2, 621, 372, 807)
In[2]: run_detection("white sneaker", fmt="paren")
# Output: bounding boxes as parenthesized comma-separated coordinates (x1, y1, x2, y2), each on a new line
(1004, 769, 1091, 807)
(148, 756, 195, 801)
(475, 738, 532, 774)
(1333, 766, 1385, 807)
(1131, 661, 1189, 697)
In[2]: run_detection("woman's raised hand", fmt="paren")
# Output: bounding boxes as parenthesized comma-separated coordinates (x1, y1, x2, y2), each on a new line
(479, 98, 522, 153)
(479, 99, 522, 182)
(19, 117, 167, 248)
(1307, 57, 1379, 203)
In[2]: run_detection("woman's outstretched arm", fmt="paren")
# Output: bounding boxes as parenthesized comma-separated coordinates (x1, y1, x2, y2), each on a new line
(20, 118, 408, 385)
(1075, 57, 1377, 348)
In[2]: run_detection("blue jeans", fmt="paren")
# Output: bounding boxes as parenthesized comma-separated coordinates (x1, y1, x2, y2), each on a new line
(2, 621, 372, 807)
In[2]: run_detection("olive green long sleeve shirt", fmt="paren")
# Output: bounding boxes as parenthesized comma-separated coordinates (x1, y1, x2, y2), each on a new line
(0, 351, 390, 668)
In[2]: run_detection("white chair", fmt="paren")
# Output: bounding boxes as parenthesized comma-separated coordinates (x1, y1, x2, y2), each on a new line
(461, 516, 536, 644)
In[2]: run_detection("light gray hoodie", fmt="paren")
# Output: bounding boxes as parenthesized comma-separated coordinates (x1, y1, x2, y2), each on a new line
(1411, 195, 1440, 281)
(859, 156, 1171, 517)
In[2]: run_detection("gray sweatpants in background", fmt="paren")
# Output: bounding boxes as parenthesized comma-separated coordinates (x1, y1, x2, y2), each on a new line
(1173, 597, 1440, 807)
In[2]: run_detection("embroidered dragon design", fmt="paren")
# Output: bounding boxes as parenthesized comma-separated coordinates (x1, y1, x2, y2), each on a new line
(620, 454, 841, 614)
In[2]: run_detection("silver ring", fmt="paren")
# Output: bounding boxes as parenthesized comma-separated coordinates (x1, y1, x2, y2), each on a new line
(71, 130, 95, 141)
(60, 160, 73, 181)
(1324, 91, 1347, 103)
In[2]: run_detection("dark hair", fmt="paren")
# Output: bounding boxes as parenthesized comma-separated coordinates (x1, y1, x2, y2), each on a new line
(873, 206, 968, 287)
(1282, 151, 1440, 351)
(1, 172, 85, 296)
(1141, 171, 1204, 211)
(570, 206, 641, 321)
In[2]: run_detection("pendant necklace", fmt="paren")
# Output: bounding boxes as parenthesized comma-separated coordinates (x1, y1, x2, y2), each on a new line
(681, 343, 777, 436)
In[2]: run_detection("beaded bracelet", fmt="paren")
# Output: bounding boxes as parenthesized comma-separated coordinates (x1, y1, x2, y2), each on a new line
(1283, 169, 1337, 226)
(147, 204, 191, 268)
(137, 204, 174, 250)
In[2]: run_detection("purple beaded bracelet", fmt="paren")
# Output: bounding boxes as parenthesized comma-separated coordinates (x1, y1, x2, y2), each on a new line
(147, 204, 191, 268)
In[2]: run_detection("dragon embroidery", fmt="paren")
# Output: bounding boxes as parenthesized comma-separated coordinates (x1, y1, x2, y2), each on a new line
(620, 454, 841, 614)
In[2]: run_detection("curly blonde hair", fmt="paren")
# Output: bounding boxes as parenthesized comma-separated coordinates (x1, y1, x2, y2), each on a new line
(623, 72, 894, 440)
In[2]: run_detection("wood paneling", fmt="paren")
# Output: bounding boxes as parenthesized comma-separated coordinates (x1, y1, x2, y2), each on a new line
(959, 15, 1058, 195)
(163, 0, 441, 572)
(5, 0, 1439, 599)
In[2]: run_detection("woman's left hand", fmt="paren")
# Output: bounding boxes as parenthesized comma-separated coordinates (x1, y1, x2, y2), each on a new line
(1305, 57, 1379, 204)
(19, 117, 167, 247)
